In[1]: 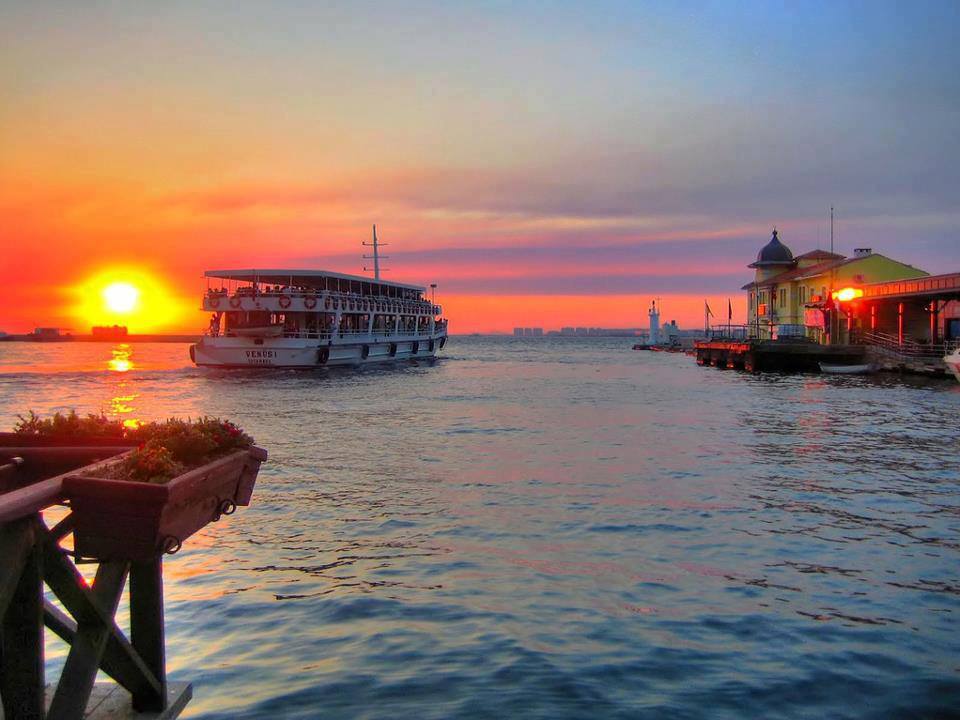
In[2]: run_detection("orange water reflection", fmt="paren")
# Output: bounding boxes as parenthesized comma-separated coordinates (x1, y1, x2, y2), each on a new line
(106, 344, 141, 426)
(107, 344, 133, 373)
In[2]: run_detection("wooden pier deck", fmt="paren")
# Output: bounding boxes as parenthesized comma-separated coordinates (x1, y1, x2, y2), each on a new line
(43, 682, 191, 720)
(695, 339, 866, 372)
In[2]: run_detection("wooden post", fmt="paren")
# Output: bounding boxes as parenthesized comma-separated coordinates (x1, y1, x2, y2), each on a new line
(898, 302, 904, 346)
(130, 557, 168, 712)
(0, 518, 44, 720)
(47, 561, 129, 720)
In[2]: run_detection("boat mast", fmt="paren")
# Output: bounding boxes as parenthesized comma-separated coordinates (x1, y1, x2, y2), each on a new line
(363, 224, 389, 281)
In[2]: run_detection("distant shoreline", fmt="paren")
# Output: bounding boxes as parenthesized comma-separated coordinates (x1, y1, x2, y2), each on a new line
(0, 332, 693, 342)
(0, 334, 200, 343)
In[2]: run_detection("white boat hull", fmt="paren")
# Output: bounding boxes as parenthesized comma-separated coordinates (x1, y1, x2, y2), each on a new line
(190, 335, 446, 368)
(945, 350, 960, 383)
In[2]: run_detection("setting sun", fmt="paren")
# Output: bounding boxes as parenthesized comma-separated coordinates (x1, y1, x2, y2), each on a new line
(70, 266, 192, 333)
(103, 282, 139, 314)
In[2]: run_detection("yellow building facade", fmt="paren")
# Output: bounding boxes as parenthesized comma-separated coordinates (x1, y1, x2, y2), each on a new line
(742, 230, 928, 342)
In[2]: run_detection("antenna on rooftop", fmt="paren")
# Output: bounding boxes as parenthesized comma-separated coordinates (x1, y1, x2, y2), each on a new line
(363, 224, 389, 280)
(830, 206, 834, 255)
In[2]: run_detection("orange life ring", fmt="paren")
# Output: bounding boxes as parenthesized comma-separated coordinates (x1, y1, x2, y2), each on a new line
(229, 296, 241, 309)
(279, 294, 291, 309)
(209, 297, 220, 309)
(304, 296, 317, 310)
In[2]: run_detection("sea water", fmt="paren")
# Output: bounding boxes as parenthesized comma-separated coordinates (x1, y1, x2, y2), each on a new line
(0, 338, 958, 718)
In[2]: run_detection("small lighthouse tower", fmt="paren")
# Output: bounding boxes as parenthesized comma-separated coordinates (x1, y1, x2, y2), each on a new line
(648, 300, 661, 345)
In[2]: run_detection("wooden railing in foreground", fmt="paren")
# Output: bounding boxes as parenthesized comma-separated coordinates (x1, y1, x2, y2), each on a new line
(0, 438, 266, 720)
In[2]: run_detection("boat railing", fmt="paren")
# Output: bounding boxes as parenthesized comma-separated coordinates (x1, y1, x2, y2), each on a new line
(206, 288, 438, 314)
(207, 320, 447, 340)
(332, 329, 437, 339)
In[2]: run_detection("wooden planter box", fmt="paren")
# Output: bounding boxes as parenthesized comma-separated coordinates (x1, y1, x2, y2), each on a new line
(0, 432, 135, 447)
(63, 446, 267, 562)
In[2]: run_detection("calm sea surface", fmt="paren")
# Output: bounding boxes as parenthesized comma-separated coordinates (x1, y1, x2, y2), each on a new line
(1, 338, 958, 719)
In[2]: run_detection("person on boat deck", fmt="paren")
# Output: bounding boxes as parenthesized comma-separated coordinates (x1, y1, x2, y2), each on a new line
(209, 314, 220, 337)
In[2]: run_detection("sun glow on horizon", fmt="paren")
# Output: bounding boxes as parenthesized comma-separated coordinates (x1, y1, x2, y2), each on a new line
(72, 267, 191, 333)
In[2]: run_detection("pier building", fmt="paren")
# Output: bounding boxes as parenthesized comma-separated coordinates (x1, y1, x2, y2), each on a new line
(698, 228, 960, 375)
(741, 230, 927, 342)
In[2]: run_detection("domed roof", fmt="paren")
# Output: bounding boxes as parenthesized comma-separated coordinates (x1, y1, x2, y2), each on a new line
(751, 229, 794, 267)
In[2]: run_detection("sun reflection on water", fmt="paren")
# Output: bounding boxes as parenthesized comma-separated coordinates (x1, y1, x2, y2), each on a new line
(106, 344, 141, 426)
(107, 344, 133, 373)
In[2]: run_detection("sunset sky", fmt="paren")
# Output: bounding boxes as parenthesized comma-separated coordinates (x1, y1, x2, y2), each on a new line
(3, 1, 958, 333)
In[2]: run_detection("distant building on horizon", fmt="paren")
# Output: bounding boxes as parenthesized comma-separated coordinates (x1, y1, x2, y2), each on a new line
(556, 327, 639, 337)
(92, 325, 129, 340)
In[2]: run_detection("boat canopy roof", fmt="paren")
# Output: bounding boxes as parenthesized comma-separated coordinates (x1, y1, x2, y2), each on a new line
(204, 269, 425, 293)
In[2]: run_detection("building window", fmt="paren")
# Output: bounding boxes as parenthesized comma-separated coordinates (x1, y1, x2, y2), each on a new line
(779, 288, 786, 307)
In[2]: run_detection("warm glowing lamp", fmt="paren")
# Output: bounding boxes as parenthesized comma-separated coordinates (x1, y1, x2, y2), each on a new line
(831, 287, 863, 302)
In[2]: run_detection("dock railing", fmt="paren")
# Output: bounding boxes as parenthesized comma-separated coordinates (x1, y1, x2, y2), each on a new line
(859, 330, 955, 359)
(707, 325, 751, 341)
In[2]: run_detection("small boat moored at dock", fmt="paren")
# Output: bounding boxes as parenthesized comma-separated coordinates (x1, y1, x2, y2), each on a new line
(818, 362, 876, 375)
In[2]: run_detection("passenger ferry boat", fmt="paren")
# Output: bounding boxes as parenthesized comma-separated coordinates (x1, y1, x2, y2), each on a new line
(190, 239, 448, 368)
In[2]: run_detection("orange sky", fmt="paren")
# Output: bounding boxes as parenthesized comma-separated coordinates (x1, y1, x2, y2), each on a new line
(0, 171, 756, 333)
(2, 3, 957, 334)
(1, 180, 749, 334)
